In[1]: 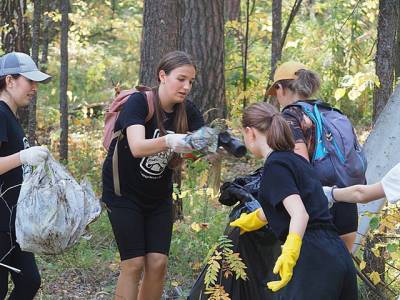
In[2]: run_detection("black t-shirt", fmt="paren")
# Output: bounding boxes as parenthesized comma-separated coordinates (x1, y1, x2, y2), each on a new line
(0, 101, 31, 232)
(102, 92, 204, 206)
(259, 151, 332, 241)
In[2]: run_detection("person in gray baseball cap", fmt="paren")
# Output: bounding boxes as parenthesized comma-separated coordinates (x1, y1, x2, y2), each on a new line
(0, 52, 51, 299)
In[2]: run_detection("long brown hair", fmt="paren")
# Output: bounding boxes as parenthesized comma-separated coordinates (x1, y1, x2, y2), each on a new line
(153, 51, 193, 136)
(242, 102, 295, 151)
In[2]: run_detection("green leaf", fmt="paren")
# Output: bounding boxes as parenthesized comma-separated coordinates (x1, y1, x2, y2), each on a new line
(334, 88, 346, 100)
(369, 216, 379, 230)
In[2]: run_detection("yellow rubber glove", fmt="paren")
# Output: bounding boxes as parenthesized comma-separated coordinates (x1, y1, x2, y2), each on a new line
(229, 208, 267, 234)
(267, 232, 302, 292)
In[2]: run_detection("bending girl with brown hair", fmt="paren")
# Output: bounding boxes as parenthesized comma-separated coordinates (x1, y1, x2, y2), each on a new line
(231, 102, 357, 299)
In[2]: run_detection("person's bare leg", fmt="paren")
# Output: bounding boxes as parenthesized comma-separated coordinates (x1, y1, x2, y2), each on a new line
(138, 253, 168, 300)
(114, 256, 144, 300)
(340, 231, 356, 252)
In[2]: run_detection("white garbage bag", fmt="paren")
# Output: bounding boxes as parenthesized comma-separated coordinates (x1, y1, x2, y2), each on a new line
(15, 155, 102, 254)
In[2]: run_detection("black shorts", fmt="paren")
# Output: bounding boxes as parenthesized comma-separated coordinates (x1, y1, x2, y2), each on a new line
(329, 202, 358, 235)
(106, 197, 173, 261)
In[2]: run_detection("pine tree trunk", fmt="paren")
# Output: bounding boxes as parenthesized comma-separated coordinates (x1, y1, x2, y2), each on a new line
(394, 2, 400, 80)
(28, 0, 41, 146)
(59, 0, 69, 162)
(224, 0, 240, 22)
(180, 0, 226, 121)
(373, 0, 398, 123)
(266, 0, 282, 107)
(139, 0, 181, 87)
(0, 0, 31, 132)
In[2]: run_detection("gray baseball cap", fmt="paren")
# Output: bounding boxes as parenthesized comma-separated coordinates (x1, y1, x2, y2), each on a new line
(0, 52, 51, 83)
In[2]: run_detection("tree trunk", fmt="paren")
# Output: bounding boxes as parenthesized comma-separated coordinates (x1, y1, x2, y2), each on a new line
(266, 0, 282, 107)
(40, 0, 57, 71)
(373, 0, 398, 123)
(139, 0, 183, 221)
(0, 0, 30, 54)
(264, 0, 302, 104)
(0, 0, 31, 132)
(139, 0, 181, 87)
(180, 0, 226, 121)
(28, 0, 41, 146)
(59, 0, 69, 162)
(394, 2, 400, 80)
(354, 85, 400, 289)
(242, 0, 250, 108)
(224, 0, 240, 22)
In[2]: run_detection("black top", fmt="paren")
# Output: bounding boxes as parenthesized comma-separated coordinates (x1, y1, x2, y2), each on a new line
(259, 151, 332, 241)
(102, 92, 204, 206)
(0, 101, 31, 232)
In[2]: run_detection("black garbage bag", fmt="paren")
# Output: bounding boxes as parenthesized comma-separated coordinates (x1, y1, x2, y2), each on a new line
(188, 169, 282, 300)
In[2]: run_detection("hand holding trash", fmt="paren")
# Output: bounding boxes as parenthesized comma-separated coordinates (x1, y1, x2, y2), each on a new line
(19, 146, 49, 166)
(165, 133, 193, 153)
(230, 208, 268, 234)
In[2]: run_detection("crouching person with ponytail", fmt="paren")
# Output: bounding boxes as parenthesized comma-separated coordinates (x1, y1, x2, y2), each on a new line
(230, 102, 357, 299)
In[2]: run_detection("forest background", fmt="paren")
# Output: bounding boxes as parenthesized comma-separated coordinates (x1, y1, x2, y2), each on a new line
(0, 0, 399, 299)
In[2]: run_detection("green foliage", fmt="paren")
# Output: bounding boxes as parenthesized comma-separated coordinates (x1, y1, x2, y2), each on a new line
(204, 235, 248, 299)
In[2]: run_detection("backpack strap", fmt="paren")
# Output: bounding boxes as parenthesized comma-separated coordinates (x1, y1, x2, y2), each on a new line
(112, 90, 155, 196)
(283, 101, 326, 161)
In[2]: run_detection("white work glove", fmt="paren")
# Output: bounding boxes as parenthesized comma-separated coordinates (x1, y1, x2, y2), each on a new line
(322, 186, 336, 209)
(165, 134, 193, 153)
(19, 146, 49, 166)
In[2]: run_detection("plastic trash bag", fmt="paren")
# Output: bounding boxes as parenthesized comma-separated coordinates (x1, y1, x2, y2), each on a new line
(185, 126, 220, 154)
(188, 168, 282, 300)
(15, 155, 101, 254)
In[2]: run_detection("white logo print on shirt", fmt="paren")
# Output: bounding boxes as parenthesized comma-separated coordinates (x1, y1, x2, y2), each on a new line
(21, 137, 32, 178)
(139, 129, 173, 178)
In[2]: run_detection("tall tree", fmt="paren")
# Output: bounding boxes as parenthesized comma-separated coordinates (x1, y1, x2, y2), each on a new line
(28, 0, 41, 146)
(180, 0, 226, 121)
(139, 0, 181, 87)
(373, 0, 398, 123)
(266, 0, 282, 107)
(264, 0, 303, 102)
(139, 0, 183, 221)
(59, 0, 69, 161)
(0, 0, 30, 53)
(394, 2, 400, 81)
(224, 0, 241, 22)
(41, 0, 58, 72)
(0, 0, 31, 131)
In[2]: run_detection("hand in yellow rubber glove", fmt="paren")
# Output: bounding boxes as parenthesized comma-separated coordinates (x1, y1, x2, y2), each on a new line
(267, 232, 302, 292)
(229, 208, 267, 234)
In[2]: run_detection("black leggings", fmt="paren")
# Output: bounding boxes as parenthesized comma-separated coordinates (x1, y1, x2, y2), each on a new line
(0, 232, 41, 300)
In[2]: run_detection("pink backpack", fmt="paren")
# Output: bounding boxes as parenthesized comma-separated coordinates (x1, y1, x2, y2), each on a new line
(103, 85, 155, 150)
(103, 85, 155, 196)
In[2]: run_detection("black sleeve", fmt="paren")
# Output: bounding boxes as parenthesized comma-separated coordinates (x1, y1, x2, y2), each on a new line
(185, 100, 205, 131)
(0, 111, 8, 143)
(260, 161, 300, 207)
(282, 107, 306, 143)
(118, 92, 149, 130)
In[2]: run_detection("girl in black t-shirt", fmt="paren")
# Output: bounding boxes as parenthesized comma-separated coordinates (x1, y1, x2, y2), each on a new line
(101, 51, 204, 300)
(0, 52, 51, 299)
(231, 102, 357, 299)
